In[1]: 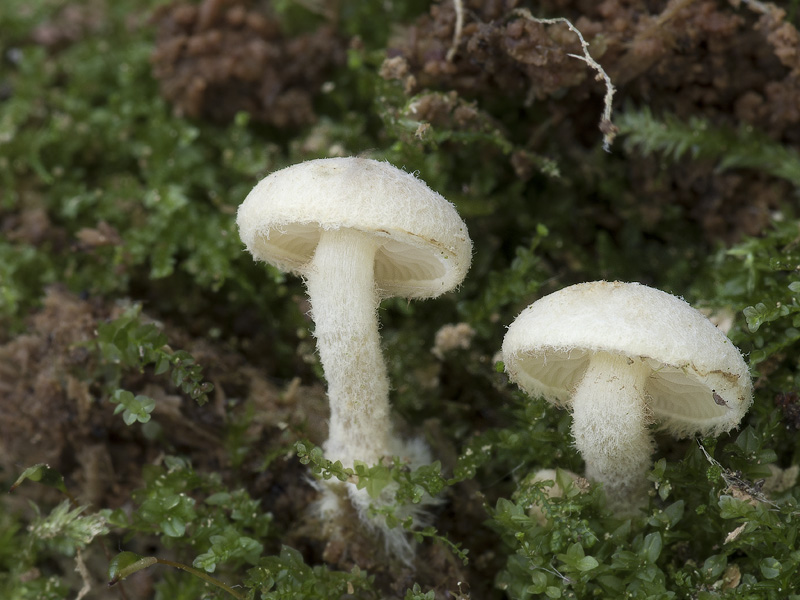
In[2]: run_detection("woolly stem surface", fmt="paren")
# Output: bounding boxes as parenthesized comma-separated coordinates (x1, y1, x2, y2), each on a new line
(570, 352, 653, 513)
(304, 227, 392, 468)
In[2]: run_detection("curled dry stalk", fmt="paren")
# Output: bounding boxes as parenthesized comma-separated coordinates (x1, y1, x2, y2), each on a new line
(511, 8, 618, 151)
(446, 0, 465, 62)
(696, 440, 777, 508)
(737, 0, 776, 15)
(108, 553, 245, 600)
(445, 2, 618, 150)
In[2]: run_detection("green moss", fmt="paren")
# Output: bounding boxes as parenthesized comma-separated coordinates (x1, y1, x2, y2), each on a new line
(4, 0, 800, 598)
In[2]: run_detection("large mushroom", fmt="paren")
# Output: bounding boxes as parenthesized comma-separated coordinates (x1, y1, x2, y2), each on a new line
(502, 281, 753, 513)
(236, 157, 472, 550)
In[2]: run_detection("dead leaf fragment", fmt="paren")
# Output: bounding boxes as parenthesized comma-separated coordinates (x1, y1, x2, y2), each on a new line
(721, 563, 741, 590)
(724, 522, 747, 544)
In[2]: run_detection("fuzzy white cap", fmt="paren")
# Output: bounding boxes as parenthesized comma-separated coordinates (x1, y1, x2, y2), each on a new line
(237, 157, 472, 299)
(502, 281, 753, 438)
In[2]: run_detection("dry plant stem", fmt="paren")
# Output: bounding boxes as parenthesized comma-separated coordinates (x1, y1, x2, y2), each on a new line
(512, 8, 618, 151)
(75, 549, 91, 600)
(696, 440, 777, 507)
(305, 228, 392, 468)
(447, 0, 464, 62)
(738, 0, 774, 15)
(570, 352, 653, 512)
(155, 559, 244, 600)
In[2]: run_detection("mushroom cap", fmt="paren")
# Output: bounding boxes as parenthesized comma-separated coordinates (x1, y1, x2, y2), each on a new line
(236, 157, 472, 299)
(502, 281, 753, 438)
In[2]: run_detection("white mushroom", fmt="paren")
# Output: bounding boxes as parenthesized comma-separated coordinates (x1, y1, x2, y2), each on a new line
(502, 281, 753, 513)
(525, 468, 585, 525)
(236, 157, 472, 551)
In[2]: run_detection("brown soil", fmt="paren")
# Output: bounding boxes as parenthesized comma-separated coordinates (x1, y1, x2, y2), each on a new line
(150, 0, 347, 127)
(5, 0, 800, 597)
(389, 0, 799, 244)
(0, 286, 479, 597)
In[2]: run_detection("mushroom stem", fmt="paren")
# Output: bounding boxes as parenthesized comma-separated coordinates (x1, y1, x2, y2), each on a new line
(570, 352, 654, 512)
(304, 227, 392, 468)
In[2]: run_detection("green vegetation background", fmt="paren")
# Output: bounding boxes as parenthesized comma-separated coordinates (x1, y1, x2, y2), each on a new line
(2, 0, 800, 598)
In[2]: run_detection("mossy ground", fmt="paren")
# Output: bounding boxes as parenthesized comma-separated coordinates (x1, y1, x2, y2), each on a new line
(2, 1, 800, 598)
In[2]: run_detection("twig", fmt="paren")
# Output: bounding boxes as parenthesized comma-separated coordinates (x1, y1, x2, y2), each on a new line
(447, 0, 465, 62)
(512, 9, 618, 152)
(75, 549, 92, 600)
(737, 0, 775, 15)
(535, 563, 575, 585)
(696, 440, 776, 508)
(156, 559, 245, 599)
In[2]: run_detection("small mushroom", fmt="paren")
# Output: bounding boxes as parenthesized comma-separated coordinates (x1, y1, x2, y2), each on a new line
(502, 281, 753, 513)
(237, 157, 472, 551)
(525, 468, 585, 525)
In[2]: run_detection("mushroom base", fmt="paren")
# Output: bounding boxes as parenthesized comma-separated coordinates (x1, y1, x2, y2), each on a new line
(311, 436, 437, 564)
(570, 351, 654, 513)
